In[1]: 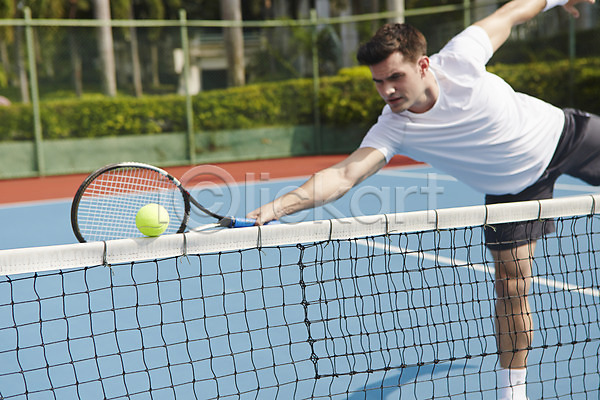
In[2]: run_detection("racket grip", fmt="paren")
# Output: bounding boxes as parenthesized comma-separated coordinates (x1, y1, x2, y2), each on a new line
(219, 217, 280, 228)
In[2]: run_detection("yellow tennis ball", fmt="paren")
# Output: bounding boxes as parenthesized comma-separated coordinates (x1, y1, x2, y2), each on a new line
(136, 203, 169, 237)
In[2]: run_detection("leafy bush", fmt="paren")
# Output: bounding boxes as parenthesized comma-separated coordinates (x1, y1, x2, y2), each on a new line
(488, 58, 600, 112)
(0, 57, 598, 142)
(194, 80, 314, 130)
(0, 104, 33, 140)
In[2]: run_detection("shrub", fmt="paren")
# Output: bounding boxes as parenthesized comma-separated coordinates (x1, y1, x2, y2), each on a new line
(0, 58, 598, 142)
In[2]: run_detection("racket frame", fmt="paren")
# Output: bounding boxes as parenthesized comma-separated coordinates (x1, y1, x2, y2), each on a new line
(72, 162, 271, 243)
(71, 162, 199, 243)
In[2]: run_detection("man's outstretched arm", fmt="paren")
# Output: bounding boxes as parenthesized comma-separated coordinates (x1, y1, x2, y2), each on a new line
(475, 0, 594, 52)
(247, 147, 387, 225)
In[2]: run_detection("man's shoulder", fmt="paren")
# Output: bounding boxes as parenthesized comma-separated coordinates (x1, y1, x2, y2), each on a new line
(434, 25, 494, 67)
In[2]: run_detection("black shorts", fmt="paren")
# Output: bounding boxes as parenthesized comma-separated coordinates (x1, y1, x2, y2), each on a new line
(484, 109, 600, 250)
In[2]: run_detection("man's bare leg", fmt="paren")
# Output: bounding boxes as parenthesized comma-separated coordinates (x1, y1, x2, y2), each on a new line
(491, 241, 535, 399)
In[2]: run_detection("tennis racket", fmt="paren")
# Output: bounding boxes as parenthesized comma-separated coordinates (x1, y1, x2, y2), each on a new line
(71, 162, 275, 243)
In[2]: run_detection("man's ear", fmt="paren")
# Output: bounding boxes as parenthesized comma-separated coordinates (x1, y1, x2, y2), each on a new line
(418, 56, 430, 77)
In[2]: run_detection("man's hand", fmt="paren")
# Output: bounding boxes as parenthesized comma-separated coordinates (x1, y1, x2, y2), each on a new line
(246, 147, 387, 225)
(246, 204, 276, 226)
(246, 191, 308, 225)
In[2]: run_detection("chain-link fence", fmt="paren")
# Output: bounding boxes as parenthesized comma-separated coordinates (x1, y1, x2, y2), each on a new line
(0, 1, 598, 177)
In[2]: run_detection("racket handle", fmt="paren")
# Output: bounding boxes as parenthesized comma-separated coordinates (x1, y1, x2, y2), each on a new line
(218, 217, 280, 228)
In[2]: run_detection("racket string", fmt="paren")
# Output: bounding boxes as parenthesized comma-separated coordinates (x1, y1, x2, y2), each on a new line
(77, 167, 187, 241)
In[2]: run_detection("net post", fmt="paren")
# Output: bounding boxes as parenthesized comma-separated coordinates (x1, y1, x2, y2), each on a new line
(310, 9, 322, 154)
(179, 9, 196, 164)
(24, 7, 45, 176)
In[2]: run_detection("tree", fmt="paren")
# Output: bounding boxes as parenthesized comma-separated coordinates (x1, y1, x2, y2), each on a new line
(112, 0, 143, 97)
(220, 0, 245, 86)
(339, 0, 359, 68)
(93, 0, 117, 96)
(387, 0, 405, 23)
(140, 0, 165, 88)
(13, 5, 29, 103)
(0, 0, 15, 88)
(473, 0, 497, 21)
(68, 0, 84, 97)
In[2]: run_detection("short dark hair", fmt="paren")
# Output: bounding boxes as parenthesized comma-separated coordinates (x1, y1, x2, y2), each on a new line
(356, 23, 427, 65)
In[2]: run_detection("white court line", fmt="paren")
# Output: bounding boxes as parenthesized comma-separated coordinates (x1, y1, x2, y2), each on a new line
(358, 239, 600, 299)
(380, 169, 600, 193)
(554, 183, 600, 193)
(0, 197, 71, 209)
(379, 169, 457, 181)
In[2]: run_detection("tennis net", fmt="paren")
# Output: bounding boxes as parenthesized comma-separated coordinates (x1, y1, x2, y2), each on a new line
(1, 194, 599, 399)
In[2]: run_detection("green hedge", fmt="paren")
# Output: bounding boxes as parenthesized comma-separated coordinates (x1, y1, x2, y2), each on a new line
(488, 58, 600, 113)
(0, 57, 599, 141)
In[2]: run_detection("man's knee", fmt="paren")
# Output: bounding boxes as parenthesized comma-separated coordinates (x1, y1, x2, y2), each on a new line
(495, 273, 530, 300)
(491, 244, 535, 298)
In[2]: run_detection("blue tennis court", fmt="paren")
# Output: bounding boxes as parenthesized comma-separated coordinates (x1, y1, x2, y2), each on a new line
(3, 164, 596, 251)
(1, 163, 599, 399)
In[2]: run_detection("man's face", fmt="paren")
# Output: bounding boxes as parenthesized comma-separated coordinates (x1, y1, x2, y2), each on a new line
(369, 51, 429, 113)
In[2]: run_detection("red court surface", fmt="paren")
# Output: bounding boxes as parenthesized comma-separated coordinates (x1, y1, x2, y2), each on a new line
(0, 155, 419, 205)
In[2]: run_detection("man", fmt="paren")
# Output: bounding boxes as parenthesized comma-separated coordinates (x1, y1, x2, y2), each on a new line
(247, 0, 598, 398)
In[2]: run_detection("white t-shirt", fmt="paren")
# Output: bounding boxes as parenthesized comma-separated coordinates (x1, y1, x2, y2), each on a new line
(360, 25, 564, 195)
